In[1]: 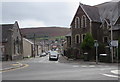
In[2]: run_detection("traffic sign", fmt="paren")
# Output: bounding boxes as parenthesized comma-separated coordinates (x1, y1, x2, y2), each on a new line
(110, 40, 118, 47)
(94, 42, 99, 47)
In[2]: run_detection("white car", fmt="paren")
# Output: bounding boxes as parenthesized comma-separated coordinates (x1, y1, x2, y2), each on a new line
(39, 52, 46, 57)
(49, 51, 59, 61)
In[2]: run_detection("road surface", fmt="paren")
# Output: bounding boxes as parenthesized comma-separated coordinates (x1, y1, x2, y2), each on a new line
(2, 55, 119, 80)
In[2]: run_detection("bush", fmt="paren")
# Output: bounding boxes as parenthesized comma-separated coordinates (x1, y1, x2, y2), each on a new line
(81, 33, 94, 60)
(81, 33, 94, 51)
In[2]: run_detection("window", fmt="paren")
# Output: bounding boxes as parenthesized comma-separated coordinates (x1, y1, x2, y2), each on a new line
(81, 15, 87, 28)
(75, 34, 80, 44)
(82, 34, 86, 42)
(69, 37, 71, 45)
(16, 37, 20, 54)
(103, 36, 108, 43)
(14, 40, 16, 54)
(75, 17, 80, 28)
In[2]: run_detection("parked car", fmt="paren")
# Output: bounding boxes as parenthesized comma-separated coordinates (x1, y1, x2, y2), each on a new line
(49, 51, 59, 61)
(39, 52, 46, 57)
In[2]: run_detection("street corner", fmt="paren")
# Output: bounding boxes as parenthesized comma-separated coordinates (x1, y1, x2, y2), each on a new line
(0, 62, 29, 72)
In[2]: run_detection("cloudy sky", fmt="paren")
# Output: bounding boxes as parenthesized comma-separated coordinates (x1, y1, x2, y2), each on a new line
(1, 0, 118, 28)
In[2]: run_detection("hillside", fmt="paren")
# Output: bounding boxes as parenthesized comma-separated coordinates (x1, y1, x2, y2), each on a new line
(20, 27, 70, 39)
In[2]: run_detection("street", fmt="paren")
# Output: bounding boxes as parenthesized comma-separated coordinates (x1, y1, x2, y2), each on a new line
(2, 55, 119, 80)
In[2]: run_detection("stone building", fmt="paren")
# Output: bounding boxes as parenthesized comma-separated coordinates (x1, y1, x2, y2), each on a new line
(0, 21, 23, 61)
(69, 1, 120, 60)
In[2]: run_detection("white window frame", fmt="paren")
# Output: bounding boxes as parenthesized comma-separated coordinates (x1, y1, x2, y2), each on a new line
(81, 15, 87, 28)
(75, 17, 80, 28)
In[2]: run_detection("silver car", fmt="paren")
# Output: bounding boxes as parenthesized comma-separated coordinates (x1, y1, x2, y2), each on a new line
(49, 51, 59, 61)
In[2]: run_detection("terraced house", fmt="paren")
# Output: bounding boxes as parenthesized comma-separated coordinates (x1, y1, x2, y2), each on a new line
(68, 1, 120, 60)
(0, 21, 23, 61)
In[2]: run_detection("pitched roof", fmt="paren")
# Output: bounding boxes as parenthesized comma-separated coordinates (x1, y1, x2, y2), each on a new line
(65, 32, 71, 37)
(109, 26, 120, 31)
(70, 4, 101, 25)
(0, 24, 14, 42)
(80, 4, 101, 22)
(96, 1, 120, 24)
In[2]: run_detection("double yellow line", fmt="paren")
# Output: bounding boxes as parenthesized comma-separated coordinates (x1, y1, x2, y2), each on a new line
(0, 62, 29, 72)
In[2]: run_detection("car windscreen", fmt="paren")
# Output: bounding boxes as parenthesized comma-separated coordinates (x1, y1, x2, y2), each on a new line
(50, 51, 58, 55)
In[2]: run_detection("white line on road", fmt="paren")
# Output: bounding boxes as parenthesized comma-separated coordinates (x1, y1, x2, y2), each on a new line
(81, 65, 87, 67)
(89, 65, 95, 67)
(73, 65, 79, 68)
(102, 73, 120, 78)
(100, 68, 115, 71)
(111, 70, 119, 75)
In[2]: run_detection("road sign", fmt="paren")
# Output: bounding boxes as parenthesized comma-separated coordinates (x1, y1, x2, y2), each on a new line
(110, 40, 118, 47)
(94, 42, 99, 47)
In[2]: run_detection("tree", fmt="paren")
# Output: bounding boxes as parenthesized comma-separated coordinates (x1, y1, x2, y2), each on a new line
(81, 33, 94, 60)
(81, 33, 94, 51)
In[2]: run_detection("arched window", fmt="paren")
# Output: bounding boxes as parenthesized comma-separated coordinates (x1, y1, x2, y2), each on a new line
(81, 34, 86, 42)
(75, 17, 80, 28)
(75, 34, 80, 44)
(81, 15, 87, 28)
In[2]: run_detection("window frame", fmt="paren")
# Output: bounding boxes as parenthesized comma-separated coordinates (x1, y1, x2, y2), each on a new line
(75, 34, 80, 44)
(81, 34, 86, 42)
(81, 15, 87, 28)
(75, 17, 80, 28)
(103, 36, 109, 43)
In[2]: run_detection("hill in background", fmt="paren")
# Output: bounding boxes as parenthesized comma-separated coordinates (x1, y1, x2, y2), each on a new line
(20, 27, 70, 40)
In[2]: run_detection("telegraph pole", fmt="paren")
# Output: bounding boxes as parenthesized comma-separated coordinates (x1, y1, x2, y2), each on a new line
(34, 33, 36, 58)
(110, 24, 114, 63)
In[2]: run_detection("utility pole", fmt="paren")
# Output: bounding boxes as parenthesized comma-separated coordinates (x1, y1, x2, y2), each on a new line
(110, 24, 114, 63)
(34, 33, 36, 58)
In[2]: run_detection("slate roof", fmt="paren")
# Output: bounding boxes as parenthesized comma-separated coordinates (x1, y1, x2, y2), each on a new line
(65, 32, 71, 37)
(80, 4, 101, 22)
(96, 1, 120, 24)
(0, 24, 14, 42)
(109, 25, 120, 31)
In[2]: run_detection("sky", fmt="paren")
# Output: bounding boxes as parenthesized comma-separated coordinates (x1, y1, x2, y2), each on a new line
(0, 0, 119, 28)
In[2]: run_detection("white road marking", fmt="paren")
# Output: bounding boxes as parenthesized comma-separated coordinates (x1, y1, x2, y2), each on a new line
(81, 65, 87, 67)
(102, 73, 120, 78)
(100, 68, 115, 71)
(111, 70, 119, 75)
(73, 65, 79, 67)
(89, 65, 95, 67)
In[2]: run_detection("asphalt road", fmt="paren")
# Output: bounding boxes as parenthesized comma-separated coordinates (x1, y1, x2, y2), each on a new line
(2, 55, 119, 80)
